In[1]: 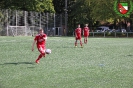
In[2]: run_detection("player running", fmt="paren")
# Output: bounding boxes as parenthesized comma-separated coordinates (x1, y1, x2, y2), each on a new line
(32, 29, 47, 64)
(75, 24, 83, 48)
(83, 24, 90, 44)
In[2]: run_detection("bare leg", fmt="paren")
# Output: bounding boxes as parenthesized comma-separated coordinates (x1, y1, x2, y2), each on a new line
(80, 39, 83, 47)
(75, 40, 78, 47)
(84, 37, 88, 44)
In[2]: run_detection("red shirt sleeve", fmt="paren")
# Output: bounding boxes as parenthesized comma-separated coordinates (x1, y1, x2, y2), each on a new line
(43, 34, 47, 38)
(34, 35, 38, 41)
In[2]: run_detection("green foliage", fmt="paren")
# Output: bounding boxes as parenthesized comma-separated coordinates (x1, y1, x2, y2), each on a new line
(0, 0, 133, 33)
(70, 0, 124, 22)
(0, 0, 55, 12)
(67, 0, 133, 32)
(53, 0, 76, 14)
(53, 0, 65, 14)
(88, 0, 117, 21)
(68, 0, 87, 24)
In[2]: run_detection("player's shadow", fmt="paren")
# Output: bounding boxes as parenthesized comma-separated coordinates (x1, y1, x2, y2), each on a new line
(57, 46, 82, 48)
(0, 62, 35, 65)
(56, 46, 71, 48)
(127, 54, 133, 57)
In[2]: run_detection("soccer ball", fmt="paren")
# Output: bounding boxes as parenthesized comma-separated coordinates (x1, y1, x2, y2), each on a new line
(45, 49, 51, 54)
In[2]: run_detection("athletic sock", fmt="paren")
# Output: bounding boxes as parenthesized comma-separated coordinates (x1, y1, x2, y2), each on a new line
(80, 41, 83, 46)
(75, 42, 77, 46)
(86, 40, 87, 44)
(36, 54, 42, 61)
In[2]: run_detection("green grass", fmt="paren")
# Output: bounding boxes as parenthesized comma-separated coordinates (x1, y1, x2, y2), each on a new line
(0, 36, 133, 88)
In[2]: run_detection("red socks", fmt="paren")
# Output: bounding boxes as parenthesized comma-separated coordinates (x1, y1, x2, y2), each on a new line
(36, 54, 43, 61)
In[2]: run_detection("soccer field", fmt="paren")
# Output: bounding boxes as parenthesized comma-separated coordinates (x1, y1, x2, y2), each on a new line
(0, 36, 133, 88)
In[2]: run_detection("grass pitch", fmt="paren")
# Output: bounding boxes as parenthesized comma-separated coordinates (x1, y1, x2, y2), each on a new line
(0, 36, 133, 88)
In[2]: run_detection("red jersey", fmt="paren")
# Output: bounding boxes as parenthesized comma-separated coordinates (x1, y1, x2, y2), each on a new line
(34, 34, 47, 46)
(75, 28, 82, 37)
(83, 27, 89, 34)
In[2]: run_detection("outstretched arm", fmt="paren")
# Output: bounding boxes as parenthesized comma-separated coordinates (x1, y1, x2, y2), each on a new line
(43, 36, 47, 40)
(32, 40, 36, 51)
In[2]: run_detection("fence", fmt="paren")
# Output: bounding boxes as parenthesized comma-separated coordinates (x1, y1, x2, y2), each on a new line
(89, 32, 133, 37)
(0, 9, 133, 37)
(0, 9, 65, 36)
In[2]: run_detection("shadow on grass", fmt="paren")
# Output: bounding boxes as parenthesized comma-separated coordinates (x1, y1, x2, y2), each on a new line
(27, 67, 35, 68)
(0, 62, 35, 65)
(57, 46, 84, 48)
(126, 54, 133, 57)
(56, 46, 73, 48)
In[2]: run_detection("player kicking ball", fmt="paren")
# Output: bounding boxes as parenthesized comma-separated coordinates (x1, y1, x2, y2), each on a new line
(74, 24, 83, 48)
(32, 29, 47, 64)
(83, 24, 90, 44)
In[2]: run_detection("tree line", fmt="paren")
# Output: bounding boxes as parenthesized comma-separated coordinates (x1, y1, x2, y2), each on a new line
(0, 0, 133, 34)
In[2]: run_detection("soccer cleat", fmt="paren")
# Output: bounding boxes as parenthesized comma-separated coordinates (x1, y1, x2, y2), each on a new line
(75, 46, 77, 48)
(35, 60, 39, 64)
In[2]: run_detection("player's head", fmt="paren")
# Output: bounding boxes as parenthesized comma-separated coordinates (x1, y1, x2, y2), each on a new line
(39, 29, 44, 35)
(85, 24, 88, 27)
(78, 24, 80, 28)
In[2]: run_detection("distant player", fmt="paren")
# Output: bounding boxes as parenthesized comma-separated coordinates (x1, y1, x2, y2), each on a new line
(75, 24, 83, 48)
(83, 24, 90, 44)
(32, 29, 47, 64)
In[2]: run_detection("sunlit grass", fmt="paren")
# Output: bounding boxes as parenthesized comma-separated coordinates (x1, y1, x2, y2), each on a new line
(0, 36, 133, 88)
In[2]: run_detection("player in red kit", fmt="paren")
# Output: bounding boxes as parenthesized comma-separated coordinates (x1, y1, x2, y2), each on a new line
(32, 29, 47, 64)
(75, 24, 83, 48)
(83, 24, 90, 44)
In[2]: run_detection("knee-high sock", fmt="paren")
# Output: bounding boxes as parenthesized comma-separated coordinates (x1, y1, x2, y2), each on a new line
(80, 41, 83, 46)
(86, 39, 87, 44)
(36, 54, 43, 61)
(75, 41, 77, 46)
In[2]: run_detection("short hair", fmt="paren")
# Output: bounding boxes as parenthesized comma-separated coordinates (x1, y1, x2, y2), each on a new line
(78, 24, 80, 26)
(85, 24, 88, 26)
(39, 29, 43, 31)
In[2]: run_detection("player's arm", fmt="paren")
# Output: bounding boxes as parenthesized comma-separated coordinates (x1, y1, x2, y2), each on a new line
(75, 31, 77, 38)
(43, 35, 47, 40)
(83, 28, 84, 35)
(32, 40, 36, 51)
(75, 33, 77, 37)
(88, 27, 90, 35)
(43, 36, 47, 40)
(88, 27, 90, 32)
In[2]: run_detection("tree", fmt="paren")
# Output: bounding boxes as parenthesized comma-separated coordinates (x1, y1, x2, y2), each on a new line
(53, 0, 65, 14)
(67, 0, 92, 30)
(68, 0, 126, 30)
(0, 0, 55, 12)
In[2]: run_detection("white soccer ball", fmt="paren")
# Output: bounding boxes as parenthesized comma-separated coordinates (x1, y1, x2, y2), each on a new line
(45, 49, 51, 54)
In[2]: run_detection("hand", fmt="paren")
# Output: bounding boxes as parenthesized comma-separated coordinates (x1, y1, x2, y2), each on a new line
(43, 37, 47, 40)
(75, 36, 77, 39)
